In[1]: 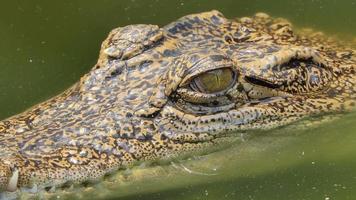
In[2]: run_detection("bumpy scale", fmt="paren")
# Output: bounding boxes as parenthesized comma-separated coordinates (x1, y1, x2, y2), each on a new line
(0, 11, 355, 192)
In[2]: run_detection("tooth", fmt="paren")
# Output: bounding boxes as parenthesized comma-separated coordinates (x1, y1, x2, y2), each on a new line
(48, 186, 56, 193)
(6, 169, 18, 192)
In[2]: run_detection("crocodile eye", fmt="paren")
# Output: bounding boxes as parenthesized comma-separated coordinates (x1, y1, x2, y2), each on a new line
(190, 68, 236, 94)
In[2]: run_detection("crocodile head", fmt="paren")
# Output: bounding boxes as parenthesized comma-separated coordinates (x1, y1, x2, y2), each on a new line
(0, 10, 355, 192)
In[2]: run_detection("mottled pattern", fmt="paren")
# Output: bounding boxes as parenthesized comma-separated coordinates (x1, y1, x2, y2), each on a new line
(0, 11, 355, 192)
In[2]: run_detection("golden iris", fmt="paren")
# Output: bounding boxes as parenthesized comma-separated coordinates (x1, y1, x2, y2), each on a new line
(191, 68, 235, 93)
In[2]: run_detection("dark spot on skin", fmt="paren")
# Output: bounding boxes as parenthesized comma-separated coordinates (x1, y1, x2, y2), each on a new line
(136, 135, 146, 141)
(182, 32, 192, 37)
(237, 83, 244, 92)
(142, 134, 153, 141)
(210, 15, 222, 25)
(266, 46, 279, 53)
(240, 59, 254, 63)
(225, 35, 232, 43)
(160, 134, 168, 141)
(138, 60, 153, 71)
(189, 54, 200, 63)
(135, 127, 141, 133)
(326, 89, 338, 98)
(192, 16, 202, 23)
(212, 101, 219, 106)
(210, 54, 225, 61)
(183, 22, 193, 29)
(233, 31, 242, 38)
(106, 68, 123, 80)
(310, 75, 320, 85)
(163, 49, 181, 57)
(126, 94, 138, 101)
(153, 53, 160, 59)
(172, 23, 188, 32)
(233, 36, 250, 43)
(168, 27, 178, 34)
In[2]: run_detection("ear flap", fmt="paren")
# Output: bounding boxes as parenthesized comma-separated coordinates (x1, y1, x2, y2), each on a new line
(100, 24, 164, 61)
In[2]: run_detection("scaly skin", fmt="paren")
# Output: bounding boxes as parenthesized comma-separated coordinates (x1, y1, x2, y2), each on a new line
(0, 11, 355, 192)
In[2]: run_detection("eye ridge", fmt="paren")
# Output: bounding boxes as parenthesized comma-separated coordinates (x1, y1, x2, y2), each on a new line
(189, 68, 237, 94)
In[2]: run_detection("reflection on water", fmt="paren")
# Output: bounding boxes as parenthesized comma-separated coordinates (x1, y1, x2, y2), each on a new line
(0, 0, 355, 199)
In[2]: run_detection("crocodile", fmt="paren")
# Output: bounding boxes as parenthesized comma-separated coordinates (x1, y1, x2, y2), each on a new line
(0, 10, 355, 193)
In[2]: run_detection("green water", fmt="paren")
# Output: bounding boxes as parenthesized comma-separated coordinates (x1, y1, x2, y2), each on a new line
(0, 0, 355, 199)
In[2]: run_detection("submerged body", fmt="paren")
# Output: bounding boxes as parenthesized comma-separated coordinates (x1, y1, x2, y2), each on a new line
(0, 11, 355, 192)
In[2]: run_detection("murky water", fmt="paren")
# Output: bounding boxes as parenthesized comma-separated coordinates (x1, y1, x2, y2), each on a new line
(0, 0, 355, 199)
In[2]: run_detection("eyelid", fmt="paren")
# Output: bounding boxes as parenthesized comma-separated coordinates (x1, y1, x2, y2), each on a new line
(175, 84, 238, 104)
(176, 88, 227, 103)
